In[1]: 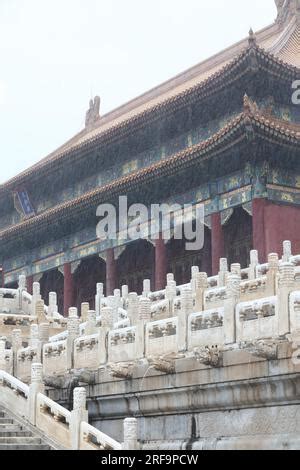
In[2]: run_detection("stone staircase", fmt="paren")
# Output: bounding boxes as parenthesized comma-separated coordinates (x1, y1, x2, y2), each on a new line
(0, 406, 52, 450)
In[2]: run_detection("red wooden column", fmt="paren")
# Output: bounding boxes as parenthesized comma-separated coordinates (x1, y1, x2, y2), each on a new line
(203, 228, 212, 277)
(155, 235, 167, 291)
(27, 275, 33, 295)
(252, 198, 267, 264)
(106, 248, 117, 296)
(211, 213, 225, 275)
(264, 202, 300, 256)
(64, 263, 74, 317)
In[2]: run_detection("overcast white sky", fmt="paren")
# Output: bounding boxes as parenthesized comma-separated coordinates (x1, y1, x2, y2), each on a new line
(0, 0, 276, 183)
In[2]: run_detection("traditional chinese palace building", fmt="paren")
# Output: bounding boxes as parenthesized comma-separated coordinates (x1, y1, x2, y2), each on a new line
(1, 0, 300, 314)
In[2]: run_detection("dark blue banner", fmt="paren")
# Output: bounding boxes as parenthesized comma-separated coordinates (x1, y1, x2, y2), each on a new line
(16, 190, 35, 217)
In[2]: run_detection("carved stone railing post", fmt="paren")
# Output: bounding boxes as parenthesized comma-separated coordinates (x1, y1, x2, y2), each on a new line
(121, 285, 129, 303)
(107, 296, 118, 324)
(67, 308, 80, 370)
(114, 289, 122, 310)
(12, 329, 22, 376)
(278, 262, 295, 336)
(80, 303, 90, 323)
(35, 300, 47, 323)
(0, 340, 6, 371)
(48, 292, 57, 318)
(18, 275, 27, 291)
(28, 363, 45, 425)
(29, 324, 41, 362)
(195, 273, 208, 312)
(283, 240, 292, 262)
(137, 297, 151, 359)
(178, 286, 193, 352)
(165, 280, 177, 316)
(122, 418, 139, 450)
(142, 279, 151, 298)
(70, 387, 88, 450)
(218, 258, 228, 287)
(39, 322, 50, 373)
(29, 324, 39, 348)
(101, 307, 114, 330)
(85, 310, 97, 336)
(191, 266, 199, 295)
(39, 322, 50, 345)
(17, 275, 27, 311)
(224, 274, 240, 345)
(127, 293, 139, 326)
(266, 253, 279, 295)
(249, 250, 259, 280)
(100, 307, 114, 364)
(32, 282, 42, 315)
(231, 264, 241, 280)
(0, 291, 3, 312)
(95, 283, 103, 317)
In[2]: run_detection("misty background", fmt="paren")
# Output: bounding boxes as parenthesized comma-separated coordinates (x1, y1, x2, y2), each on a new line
(0, 0, 276, 183)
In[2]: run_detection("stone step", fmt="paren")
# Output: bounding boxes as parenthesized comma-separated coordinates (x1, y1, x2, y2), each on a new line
(0, 421, 21, 426)
(0, 431, 33, 437)
(0, 424, 24, 432)
(0, 444, 51, 450)
(0, 437, 42, 444)
(0, 406, 54, 449)
(0, 418, 14, 424)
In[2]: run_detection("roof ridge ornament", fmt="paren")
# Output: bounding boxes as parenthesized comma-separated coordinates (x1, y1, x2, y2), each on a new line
(85, 96, 101, 130)
(248, 28, 257, 46)
(243, 94, 260, 115)
(275, 0, 300, 24)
